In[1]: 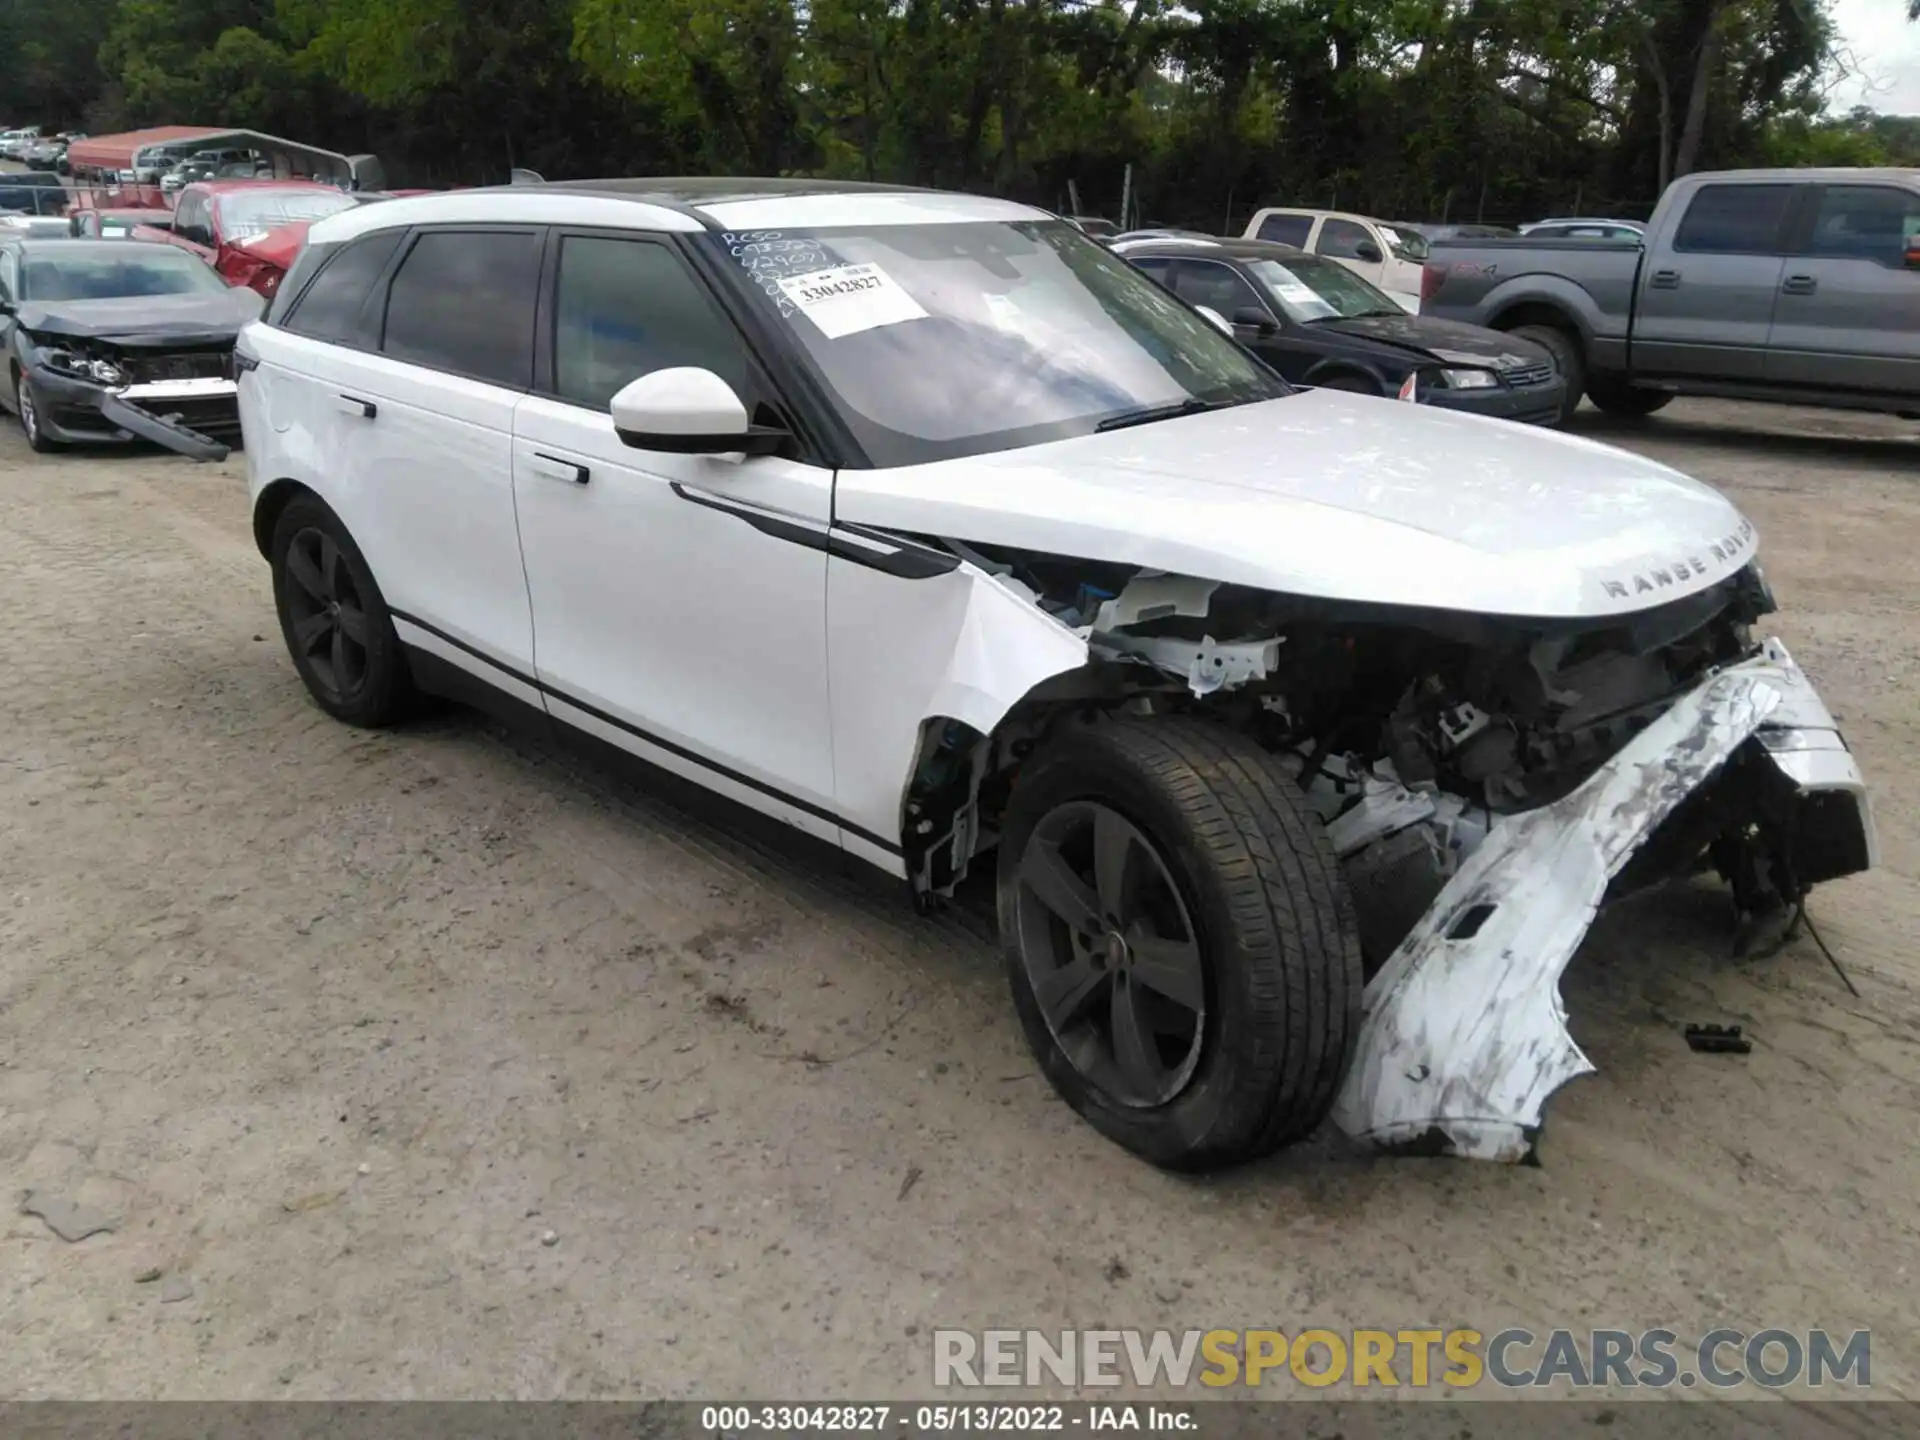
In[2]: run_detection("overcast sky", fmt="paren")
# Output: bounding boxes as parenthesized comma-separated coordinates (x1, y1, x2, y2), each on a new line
(1828, 0, 1920, 115)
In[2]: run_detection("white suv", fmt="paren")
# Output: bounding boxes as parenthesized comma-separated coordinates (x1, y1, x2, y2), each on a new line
(237, 179, 1873, 1170)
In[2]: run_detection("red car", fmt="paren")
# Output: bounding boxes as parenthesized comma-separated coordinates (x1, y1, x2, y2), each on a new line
(140, 179, 360, 296)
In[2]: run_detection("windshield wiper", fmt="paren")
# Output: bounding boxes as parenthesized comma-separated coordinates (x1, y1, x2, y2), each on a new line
(1094, 396, 1224, 433)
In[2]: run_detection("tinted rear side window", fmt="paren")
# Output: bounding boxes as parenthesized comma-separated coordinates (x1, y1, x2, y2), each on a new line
(279, 231, 403, 341)
(1673, 185, 1795, 254)
(382, 229, 540, 388)
(1256, 214, 1312, 247)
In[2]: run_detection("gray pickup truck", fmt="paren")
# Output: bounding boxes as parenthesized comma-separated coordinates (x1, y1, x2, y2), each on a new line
(1420, 167, 1920, 425)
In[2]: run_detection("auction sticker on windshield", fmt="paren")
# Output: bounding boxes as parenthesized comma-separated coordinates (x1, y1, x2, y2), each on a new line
(776, 263, 926, 339)
(1262, 266, 1319, 306)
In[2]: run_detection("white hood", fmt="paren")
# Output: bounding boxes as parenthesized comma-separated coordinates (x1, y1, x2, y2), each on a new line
(833, 390, 1758, 619)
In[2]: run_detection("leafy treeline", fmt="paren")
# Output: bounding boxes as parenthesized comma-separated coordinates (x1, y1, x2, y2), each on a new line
(2, 0, 1917, 227)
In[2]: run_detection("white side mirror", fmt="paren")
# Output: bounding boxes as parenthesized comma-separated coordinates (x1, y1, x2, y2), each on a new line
(609, 367, 785, 456)
(1193, 305, 1233, 336)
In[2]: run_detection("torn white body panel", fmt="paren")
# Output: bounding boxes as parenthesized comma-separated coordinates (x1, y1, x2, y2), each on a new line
(1103, 632, 1282, 696)
(826, 551, 1088, 867)
(1330, 639, 1874, 1162)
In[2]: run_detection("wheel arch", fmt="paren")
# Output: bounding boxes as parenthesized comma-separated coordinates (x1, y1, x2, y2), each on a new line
(1301, 360, 1388, 393)
(1481, 286, 1600, 356)
(894, 662, 1144, 898)
(252, 477, 317, 559)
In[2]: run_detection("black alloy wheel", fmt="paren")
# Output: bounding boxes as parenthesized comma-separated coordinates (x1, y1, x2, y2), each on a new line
(998, 718, 1363, 1170)
(270, 494, 414, 727)
(284, 525, 373, 704)
(1011, 800, 1208, 1108)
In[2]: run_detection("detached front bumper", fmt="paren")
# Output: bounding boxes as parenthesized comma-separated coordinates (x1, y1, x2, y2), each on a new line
(26, 367, 237, 462)
(1330, 638, 1875, 1162)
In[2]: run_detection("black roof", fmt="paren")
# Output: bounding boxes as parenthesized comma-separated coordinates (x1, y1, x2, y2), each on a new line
(538, 175, 943, 206)
(1116, 235, 1309, 260)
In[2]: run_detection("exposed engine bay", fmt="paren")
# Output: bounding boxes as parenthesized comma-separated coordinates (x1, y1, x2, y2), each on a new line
(910, 538, 1795, 969)
(887, 536, 1873, 1161)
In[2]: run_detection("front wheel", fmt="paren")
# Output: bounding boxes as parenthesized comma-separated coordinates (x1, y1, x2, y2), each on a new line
(270, 494, 416, 727)
(998, 718, 1363, 1171)
(14, 369, 58, 453)
(1508, 324, 1584, 426)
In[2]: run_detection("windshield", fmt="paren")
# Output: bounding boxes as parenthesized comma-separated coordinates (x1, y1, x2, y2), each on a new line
(20, 248, 228, 300)
(1379, 224, 1429, 261)
(1245, 254, 1404, 321)
(216, 189, 354, 241)
(706, 220, 1285, 467)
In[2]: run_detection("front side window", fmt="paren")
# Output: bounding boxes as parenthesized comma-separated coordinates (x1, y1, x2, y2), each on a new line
(1315, 219, 1376, 260)
(552, 236, 750, 409)
(1673, 185, 1795, 255)
(381, 229, 539, 388)
(283, 230, 404, 343)
(1167, 260, 1266, 319)
(1379, 225, 1429, 261)
(173, 196, 212, 248)
(1254, 213, 1312, 247)
(703, 220, 1285, 467)
(17, 246, 227, 301)
(1804, 186, 1920, 265)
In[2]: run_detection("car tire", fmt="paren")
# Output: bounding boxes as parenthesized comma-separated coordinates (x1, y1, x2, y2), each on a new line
(13, 368, 58, 453)
(270, 494, 416, 727)
(1316, 373, 1380, 395)
(998, 716, 1363, 1171)
(1508, 324, 1584, 425)
(1584, 376, 1673, 419)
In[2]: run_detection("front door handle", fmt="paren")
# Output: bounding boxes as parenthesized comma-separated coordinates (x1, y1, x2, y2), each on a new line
(1781, 274, 1818, 295)
(335, 394, 376, 419)
(529, 452, 590, 485)
(1649, 269, 1681, 289)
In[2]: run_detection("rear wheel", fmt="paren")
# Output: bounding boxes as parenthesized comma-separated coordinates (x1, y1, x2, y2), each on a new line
(1584, 376, 1674, 418)
(270, 494, 415, 727)
(1508, 324, 1584, 426)
(998, 717, 1363, 1171)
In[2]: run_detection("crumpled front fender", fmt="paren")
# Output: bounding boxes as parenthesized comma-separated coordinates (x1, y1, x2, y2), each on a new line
(1330, 639, 1873, 1162)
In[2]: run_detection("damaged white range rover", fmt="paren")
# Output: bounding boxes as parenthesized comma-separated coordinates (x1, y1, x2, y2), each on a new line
(239, 180, 1876, 1170)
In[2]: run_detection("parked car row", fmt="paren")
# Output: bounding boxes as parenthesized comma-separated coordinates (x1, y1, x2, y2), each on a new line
(0, 126, 397, 462)
(1112, 234, 1566, 424)
(0, 170, 69, 217)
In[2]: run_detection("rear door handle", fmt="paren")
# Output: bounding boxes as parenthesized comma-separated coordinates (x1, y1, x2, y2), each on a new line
(1781, 274, 1818, 295)
(1649, 269, 1681, 289)
(334, 394, 376, 419)
(529, 452, 590, 485)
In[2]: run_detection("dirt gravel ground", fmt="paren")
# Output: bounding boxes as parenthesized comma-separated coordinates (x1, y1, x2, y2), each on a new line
(1, 397, 1917, 1403)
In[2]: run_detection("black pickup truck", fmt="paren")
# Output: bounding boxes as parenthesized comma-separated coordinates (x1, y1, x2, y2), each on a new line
(1419, 167, 1920, 425)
